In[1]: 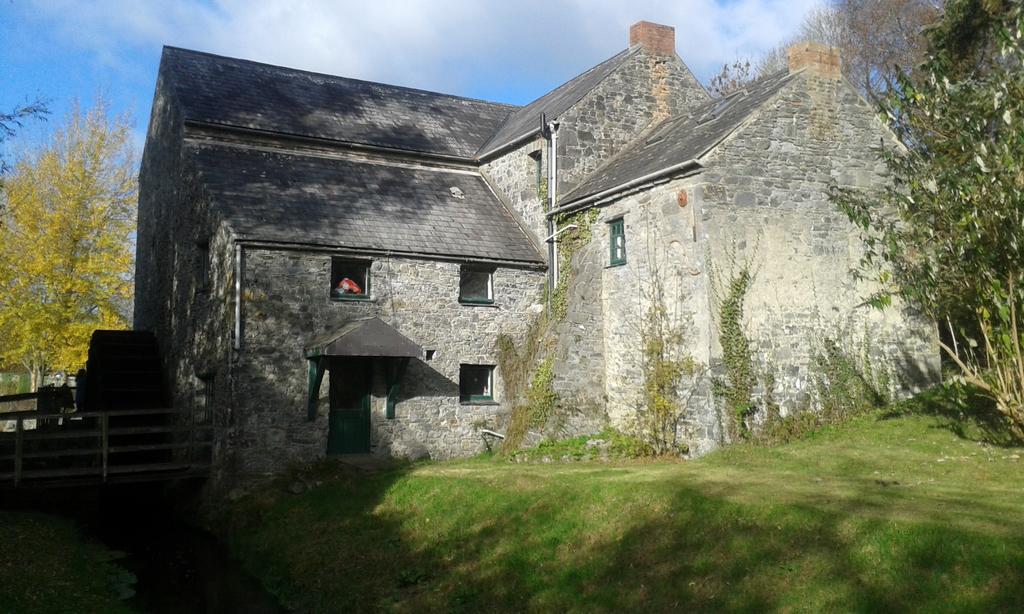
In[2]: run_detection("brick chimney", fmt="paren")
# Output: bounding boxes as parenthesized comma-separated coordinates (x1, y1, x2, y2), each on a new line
(787, 42, 842, 79)
(629, 21, 675, 55)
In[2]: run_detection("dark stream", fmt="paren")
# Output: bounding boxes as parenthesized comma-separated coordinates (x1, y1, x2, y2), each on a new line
(11, 484, 284, 613)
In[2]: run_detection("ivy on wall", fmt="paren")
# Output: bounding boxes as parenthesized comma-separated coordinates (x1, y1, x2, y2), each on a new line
(709, 244, 759, 440)
(495, 207, 600, 452)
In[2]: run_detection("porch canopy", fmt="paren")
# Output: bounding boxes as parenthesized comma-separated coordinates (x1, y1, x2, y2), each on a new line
(304, 317, 424, 420)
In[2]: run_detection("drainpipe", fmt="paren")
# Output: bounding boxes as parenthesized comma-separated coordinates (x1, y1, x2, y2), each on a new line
(546, 120, 560, 311)
(233, 244, 242, 351)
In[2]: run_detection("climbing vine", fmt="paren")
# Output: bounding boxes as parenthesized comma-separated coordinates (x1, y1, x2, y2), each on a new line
(548, 208, 599, 320)
(502, 357, 557, 452)
(709, 244, 759, 440)
(637, 289, 703, 455)
(496, 207, 599, 452)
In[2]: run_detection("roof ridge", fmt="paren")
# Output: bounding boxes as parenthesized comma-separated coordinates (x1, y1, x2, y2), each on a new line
(162, 45, 520, 110)
(559, 68, 799, 206)
(475, 46, 641, 158)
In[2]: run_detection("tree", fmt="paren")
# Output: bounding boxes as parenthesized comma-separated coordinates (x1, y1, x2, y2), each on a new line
(707, 59, 755, 98)
(1, 98, 49, 175)
(711, 1, 941, 101)
(833, 0, 1024, 434)
(0, 101, 136, 389)
(832, 0, 943, 101)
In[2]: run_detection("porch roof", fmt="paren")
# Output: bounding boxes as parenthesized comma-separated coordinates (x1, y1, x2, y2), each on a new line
(304, 317, 424, 359)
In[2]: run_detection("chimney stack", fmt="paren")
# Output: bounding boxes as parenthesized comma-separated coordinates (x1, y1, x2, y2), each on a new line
(629, 21, 675, 55)
(787, 42, 841, 79)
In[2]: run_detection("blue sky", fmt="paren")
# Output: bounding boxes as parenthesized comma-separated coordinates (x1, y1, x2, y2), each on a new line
(1, 0, 819, 155)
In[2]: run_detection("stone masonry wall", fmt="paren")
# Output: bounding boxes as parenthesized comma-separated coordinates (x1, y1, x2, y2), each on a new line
(556, 49, 710, 195)
(228, 249, 545, 477)
(480, 137, 548, 245)
(545, 72, 940, 457)
(698, 72, 940, 414)
(594, 176, 720, 454)
(136, 80, 237, 482)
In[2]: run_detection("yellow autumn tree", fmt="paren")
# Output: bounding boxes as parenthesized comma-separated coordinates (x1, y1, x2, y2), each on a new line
(0, 100, 136, 390)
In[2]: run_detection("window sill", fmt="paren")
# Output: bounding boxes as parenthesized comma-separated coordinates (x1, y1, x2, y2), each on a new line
(459, 300, 497, 307)
(460, 400, 499, 406)
(330, 296, 373, 303)
(606, 261, 627, 269)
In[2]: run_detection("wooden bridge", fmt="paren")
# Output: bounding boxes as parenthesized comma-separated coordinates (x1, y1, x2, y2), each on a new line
(0, 330, 212, 489)
(0, 405, 211, 488)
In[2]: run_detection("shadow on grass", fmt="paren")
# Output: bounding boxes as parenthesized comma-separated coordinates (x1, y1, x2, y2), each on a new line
(225, 460, 1024, 613)
(881, 386, 1024, 448)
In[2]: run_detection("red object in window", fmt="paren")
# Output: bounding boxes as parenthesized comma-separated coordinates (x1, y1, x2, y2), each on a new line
(337, 277, 362, 295)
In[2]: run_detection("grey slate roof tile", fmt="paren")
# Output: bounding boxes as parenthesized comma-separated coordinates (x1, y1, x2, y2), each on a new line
(189, 143, 544, 265)
(162, 47, 516, 159)
(475, 48, 639, 157)
(560, 70, 798, 205)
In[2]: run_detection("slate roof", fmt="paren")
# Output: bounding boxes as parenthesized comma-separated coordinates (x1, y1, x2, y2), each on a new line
(305, 317, 424, 359)
(560, 69, 798, 205)
(475, 48, 639, 158)
(189, 143, 544, 264)
(161, 47, 516, 159)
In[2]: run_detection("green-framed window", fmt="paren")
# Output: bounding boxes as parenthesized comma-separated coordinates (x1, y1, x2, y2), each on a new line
(330, 258, 371, 301)
(459, 266, 494, 304)
(459, 364, 494, 403)
(609, 218, 626, 266)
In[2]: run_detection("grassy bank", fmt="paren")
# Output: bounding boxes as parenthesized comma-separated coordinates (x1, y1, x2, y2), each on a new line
(225, 401, 1024, 612)
(0, 512, 131, 613)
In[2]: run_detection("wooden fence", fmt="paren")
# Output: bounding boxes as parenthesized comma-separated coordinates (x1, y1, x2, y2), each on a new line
(0, 407, 212, 488)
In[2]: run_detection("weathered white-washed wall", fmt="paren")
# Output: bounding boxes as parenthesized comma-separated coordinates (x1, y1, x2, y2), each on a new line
(698, 72, 940, 414)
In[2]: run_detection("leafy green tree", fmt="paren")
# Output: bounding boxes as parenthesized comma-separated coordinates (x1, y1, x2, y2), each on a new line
(834, 0, 1024, 434)
(0, 100, 136, 389)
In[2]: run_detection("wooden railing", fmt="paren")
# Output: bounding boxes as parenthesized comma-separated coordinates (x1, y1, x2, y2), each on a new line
(0, 408, 212, 487)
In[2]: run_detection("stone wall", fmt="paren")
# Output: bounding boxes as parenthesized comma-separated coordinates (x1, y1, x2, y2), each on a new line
(556, 49, 710, 194)
(136, 81, 238, 479)
(589, 176, 720, 454)
(480, 137, 548, 245)
(227, 248, 545, 477)
(543, 71, 939, 456)
(698, 72, 940, 411)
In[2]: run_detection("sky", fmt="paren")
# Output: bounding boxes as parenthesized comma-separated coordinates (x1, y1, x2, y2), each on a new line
(1, 0, 820, 155)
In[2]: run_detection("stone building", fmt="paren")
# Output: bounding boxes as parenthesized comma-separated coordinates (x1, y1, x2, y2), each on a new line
(136, 21, 938, 481)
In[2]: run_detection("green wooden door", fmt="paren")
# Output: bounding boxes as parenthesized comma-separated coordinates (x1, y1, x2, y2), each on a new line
(327, 358, 371, 454)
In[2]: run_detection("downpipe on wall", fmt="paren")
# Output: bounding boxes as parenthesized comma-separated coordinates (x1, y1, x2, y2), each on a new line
(545, 119, 560, 313)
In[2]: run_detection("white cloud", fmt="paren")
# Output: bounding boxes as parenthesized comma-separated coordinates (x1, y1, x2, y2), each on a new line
(18, 0, 821, 103)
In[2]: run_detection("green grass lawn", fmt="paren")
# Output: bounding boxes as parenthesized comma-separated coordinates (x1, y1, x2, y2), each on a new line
(225, 400, 1024, 613)
(0, 512, 131, 613)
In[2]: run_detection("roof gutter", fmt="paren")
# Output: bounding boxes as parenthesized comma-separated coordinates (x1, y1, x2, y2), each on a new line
(233, 239, 547, 271)
(547, 159, 703, 219)
(475, 129, 542, 162)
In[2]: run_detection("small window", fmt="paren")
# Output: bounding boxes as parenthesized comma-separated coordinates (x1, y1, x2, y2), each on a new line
(195, 373, 214, 425)
(460, 365, 494, 403)
(331, 259, 370, 300)
(196, 240, 210, 292)
(528, 150, 543, 189)
(459, 267, 494, 304)
(609, 218, 626, 266)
